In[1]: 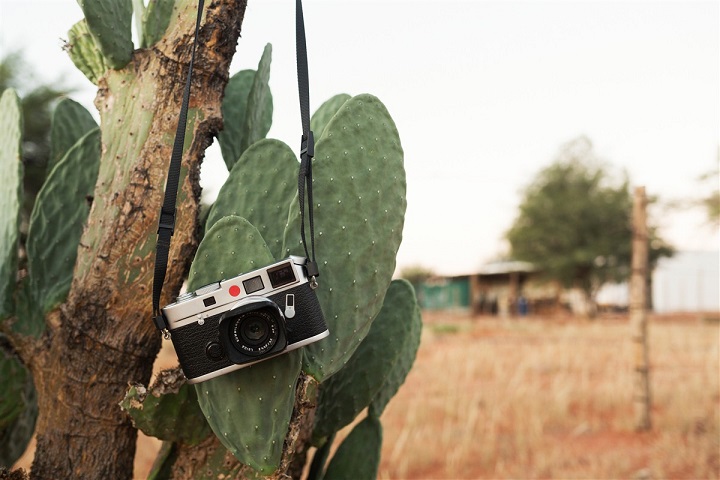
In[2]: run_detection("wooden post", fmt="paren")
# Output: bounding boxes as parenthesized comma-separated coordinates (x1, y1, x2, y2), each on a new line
(631, 186, 652, 430)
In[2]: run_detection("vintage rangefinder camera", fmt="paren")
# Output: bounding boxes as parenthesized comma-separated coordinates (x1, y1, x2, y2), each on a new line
(161, 256, 328, 383)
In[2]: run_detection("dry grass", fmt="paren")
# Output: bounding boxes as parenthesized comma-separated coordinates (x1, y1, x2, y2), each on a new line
(14, 312, 719, 479)
(366, 311, 720, 479)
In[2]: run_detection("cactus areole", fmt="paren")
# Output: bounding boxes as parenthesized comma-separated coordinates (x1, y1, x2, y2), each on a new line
(151, 0, 324, 380)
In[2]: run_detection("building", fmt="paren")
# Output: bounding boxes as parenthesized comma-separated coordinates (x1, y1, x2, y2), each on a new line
(417, 261, 562, 316)
(416, 251, 720, 315)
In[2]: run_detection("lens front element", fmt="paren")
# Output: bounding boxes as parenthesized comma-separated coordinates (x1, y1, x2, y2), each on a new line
(231, 310, 280, 356)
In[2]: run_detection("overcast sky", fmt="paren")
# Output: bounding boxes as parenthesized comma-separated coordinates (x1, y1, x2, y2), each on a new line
(1, 0, 718, 275)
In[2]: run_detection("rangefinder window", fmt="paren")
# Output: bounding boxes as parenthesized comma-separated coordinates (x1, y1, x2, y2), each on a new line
(242, 276, 265, 294)
(267, 262, 296, 288)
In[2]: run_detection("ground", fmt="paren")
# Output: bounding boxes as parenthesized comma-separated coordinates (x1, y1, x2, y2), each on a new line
(14, 311, 720, 479)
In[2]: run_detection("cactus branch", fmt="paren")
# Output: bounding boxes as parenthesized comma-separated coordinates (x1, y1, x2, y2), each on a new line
(18, 1, 248, 477)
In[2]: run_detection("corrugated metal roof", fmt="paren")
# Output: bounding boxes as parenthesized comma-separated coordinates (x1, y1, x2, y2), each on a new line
(476, 261, 537, 275)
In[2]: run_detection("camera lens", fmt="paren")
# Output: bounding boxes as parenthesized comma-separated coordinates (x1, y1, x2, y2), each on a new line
(240, 316, 269, 344)
(230, 310, 280, 356)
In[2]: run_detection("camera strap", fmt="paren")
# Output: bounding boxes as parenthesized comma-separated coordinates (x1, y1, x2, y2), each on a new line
(152, 0, 204, 335)
(152, 0, 319, 335)
(296, 0, 320, 286)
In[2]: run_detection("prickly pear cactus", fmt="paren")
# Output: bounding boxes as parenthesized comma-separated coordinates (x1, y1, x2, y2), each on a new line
(48, 98, 98, 171)
(206, 139, 298, 259)
(217, 45, 273, 171)
(309, 93, 350, 138)
(0, 89, 23, 320)
(323, 415, 383, 480)
(139, 0, 176, 48)
(66, 19, 109, 85)
(120, 368, 210, 445)
(27, 128, 101, 315)
(283, 93, 407, 381)
(0, 337, 37, 468)
(312, 279, 421, 444)
(77, 0, 134, 69)
(187, 216, 302, 474)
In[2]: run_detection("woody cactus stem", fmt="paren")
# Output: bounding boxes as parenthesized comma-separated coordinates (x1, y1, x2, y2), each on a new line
(0, 0, 248, 477)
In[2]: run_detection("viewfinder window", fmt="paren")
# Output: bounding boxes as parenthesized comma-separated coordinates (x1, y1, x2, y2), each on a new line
(268, 263, 296, 288)
(242, 276, 265, 294)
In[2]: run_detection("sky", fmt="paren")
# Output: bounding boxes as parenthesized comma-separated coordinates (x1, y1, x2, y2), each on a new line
(1, 0, 718, 276)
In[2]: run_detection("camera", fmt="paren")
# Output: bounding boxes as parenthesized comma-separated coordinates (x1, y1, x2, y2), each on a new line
(161, 256, 328, 383)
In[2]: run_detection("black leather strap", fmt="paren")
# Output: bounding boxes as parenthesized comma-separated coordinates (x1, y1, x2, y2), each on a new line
(152, 0, 319, 332)
(152, 0, 205, 332)
(296, 0, 319, 281)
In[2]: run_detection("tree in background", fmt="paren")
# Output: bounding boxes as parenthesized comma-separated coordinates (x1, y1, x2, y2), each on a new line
(506, 136, 673, 315)
(400, 265, 436, 287)
(696, 153, 719, 227)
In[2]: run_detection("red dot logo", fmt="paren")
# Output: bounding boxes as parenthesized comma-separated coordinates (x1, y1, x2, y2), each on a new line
(229, 285, 241, 297)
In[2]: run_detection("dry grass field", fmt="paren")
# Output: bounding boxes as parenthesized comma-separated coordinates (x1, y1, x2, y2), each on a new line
(15, 311, 720, 479)
(367, 311, 720, 480)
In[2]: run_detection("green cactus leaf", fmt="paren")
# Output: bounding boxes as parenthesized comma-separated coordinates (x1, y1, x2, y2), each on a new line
(218, 44, 273, 171)
(77, 0, 134, 69)
(0, 89, 23, 320)
(120, 370, 210, 445)
(218, 69, 255, 170)
(207, 139, 298, 260)
(27, 128, 101, 315)
(195, 353, 301, 475)
(141, 0, 176, 48)
(323, 415, 382, 480)
(67, 19, 108, 85)
(307, 432, 334, 480)
(188, 216, 275, 288)
(310, 93, 351, 139)
(48, 98, 98, 173)
(369, 280, 422, 417)
(188, 216, 301, 474)
(0, 336, 38, 467)
(147, 441, 177, 480)
(312, 280, 419, 444)
(239, 44, 273, 157)
(282, 93, 406, 382)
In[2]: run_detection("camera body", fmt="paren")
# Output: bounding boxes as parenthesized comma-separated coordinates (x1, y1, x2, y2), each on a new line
(162, 256, 328, 383)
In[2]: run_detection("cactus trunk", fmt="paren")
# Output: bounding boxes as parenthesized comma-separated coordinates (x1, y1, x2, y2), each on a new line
(11, 1, 248, 477)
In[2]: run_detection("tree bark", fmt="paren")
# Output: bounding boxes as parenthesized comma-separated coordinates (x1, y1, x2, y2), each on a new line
(3, 1, 247, 477)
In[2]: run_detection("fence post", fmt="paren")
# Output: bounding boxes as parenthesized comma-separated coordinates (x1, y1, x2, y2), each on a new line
(631, 186, 652, 430)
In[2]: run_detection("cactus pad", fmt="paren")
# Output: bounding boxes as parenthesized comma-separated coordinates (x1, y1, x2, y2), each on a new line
(323, 415, 383, 480)
(0, 89, 23, 320)
(49, 98, 98, 172)
(240, 44, 273, 157)
(141, 0, 177, 48)
(0, 337, 38, 467)
(310, 93, 351, 139)
(120, 369, 210, 445)
(206, 139, 298, 260)
(283, 93, 406, 381)
(218, 44, 273, 172)
(188, 216, 274, 288)
(78, 0, 134, 69)
(26, 128, 101, 314)
(312, 280, 421, 444)
(188, 216, 302, 474)
(66, 19, 109, 84)
(369, 280, 422, 416)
